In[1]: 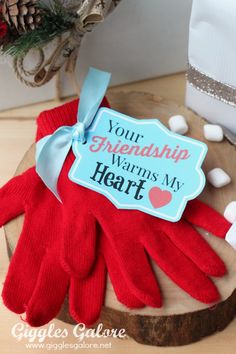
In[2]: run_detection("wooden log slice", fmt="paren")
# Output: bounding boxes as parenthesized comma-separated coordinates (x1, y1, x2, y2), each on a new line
(4, 92, 236, 346)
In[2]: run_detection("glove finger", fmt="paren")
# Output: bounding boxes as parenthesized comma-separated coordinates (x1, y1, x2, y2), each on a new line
(184, 199, 230, 237)
(69, 254, 106, 326)
(96, 210, 160, 307)
(2, 218, 46, 314)
(26, 253, 69, 327)
(102, 237, 144, 308)
(0, 170, 32, 226)
(105, 235, 162, 308)
(62, 212, 97, 278)
(161, 220, 226, 277)
(142, 231, 220, 304)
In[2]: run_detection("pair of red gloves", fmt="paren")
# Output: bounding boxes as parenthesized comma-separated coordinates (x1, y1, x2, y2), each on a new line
(0, 98, 230, 327)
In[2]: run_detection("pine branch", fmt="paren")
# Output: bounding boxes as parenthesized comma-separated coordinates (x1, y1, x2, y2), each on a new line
(2, 0, 76, 57)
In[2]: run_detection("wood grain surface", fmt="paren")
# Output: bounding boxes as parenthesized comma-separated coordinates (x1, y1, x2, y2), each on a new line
(4, 91, 236, 346)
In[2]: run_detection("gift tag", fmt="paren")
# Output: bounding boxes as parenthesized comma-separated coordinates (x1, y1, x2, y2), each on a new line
(69, 107, 207, 222)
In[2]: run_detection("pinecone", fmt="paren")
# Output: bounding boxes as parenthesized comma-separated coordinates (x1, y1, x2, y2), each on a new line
(2, 0, 41, 32)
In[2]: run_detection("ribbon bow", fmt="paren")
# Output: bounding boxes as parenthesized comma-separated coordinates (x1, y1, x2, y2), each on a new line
(36, 67, 111, 201)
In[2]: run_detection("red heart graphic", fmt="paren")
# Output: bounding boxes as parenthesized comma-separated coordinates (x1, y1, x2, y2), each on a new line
(149, 187, 172, 208)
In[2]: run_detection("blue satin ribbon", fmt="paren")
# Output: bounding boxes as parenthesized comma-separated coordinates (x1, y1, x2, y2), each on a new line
(36, 67, 111, 201)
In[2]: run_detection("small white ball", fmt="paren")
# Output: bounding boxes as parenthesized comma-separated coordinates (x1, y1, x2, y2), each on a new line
(224, 201, 236, 223)
(207, 168, 231, 188)
(226, 222, 236, 250)
(203, 124, 224, 142)
(168, 115, 189, 135)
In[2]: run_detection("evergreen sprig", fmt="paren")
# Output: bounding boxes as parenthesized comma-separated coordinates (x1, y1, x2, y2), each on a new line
(2, 0, 76, 57)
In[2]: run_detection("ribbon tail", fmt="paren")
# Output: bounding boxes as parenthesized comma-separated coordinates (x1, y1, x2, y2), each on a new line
(78, 67, 111, 128)
(36, 136, 51, 160)
(36, 127, 73, 202)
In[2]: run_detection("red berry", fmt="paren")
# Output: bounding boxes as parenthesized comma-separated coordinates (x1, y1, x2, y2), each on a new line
(0, 21, 7, 38)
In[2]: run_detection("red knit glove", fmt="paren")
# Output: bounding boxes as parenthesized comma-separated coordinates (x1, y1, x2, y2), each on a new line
(1, 98, 147, 327)
(38, 99, 231, 306)
(60, 166, 230, 306)
(0, 167, 146, 326)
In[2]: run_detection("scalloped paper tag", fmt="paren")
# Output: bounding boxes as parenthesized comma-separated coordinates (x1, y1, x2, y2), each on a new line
(69, 108, 207, 222)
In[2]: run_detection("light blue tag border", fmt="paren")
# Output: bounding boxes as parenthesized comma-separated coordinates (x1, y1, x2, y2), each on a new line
(69, 108, 207, 222)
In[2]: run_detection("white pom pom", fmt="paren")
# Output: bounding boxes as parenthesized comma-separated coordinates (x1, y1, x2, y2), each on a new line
(224, 201, 236, 223)
(226, 222, 236, 250)
(203, 124, 224, 142)
(168, 115, 189, 135)
(207, 168, 231, 188)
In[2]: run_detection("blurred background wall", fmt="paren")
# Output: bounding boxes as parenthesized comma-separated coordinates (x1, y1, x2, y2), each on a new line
(0, 0, 193, 110)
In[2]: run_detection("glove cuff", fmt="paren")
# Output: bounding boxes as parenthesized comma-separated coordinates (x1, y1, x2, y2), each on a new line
(36, 97, 110, 141)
